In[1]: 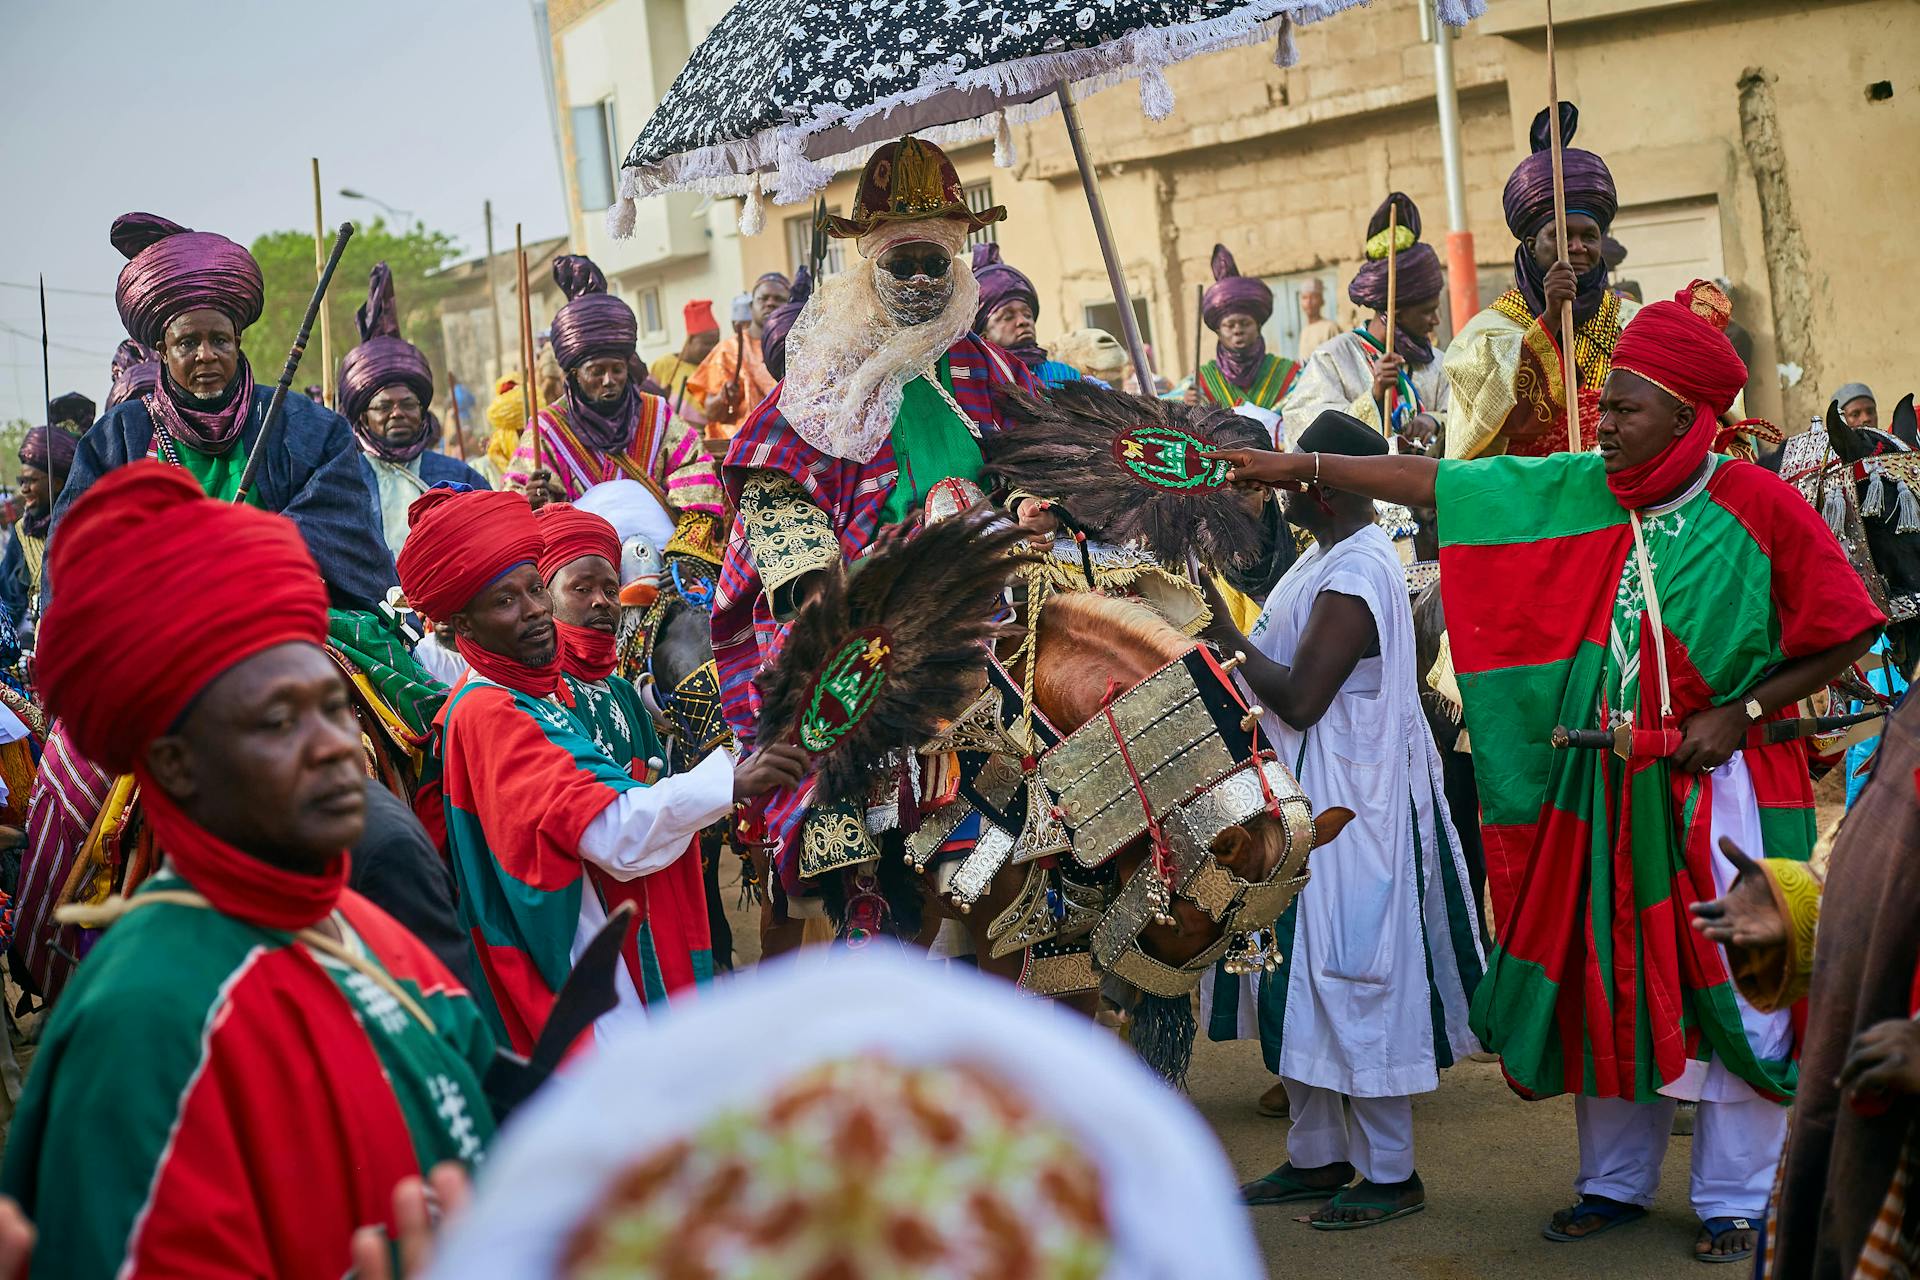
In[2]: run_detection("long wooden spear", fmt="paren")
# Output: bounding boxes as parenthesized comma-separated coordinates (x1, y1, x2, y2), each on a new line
(1545, 0, 1582, 454)
(235, 223, 354, 505)
(311, 159, 335, 410)
(1192, 283, 1205, 403)
(1382, 200, 1399, 435)
(516, 224, 541, 475)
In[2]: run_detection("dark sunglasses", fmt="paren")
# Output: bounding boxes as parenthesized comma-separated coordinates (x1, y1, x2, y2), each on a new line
(879, 247, 951, 281)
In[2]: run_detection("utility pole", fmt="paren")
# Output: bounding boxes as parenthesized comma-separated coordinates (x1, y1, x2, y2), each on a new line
(1424, 0, 1478, 332)
(484, 199, 505, 385)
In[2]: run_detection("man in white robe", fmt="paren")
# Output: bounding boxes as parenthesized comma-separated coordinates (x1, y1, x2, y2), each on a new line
(1199, 410, 1485, 1228)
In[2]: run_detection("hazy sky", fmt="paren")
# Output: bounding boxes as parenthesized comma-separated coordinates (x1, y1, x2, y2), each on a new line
(0, 0, 572, 420)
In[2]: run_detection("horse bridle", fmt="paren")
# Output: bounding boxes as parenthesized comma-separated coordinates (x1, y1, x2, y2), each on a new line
(625, 553, 731, 756)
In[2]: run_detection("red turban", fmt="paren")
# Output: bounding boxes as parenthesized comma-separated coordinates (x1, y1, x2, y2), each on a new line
(1606, 280, 1748, 507)
(683, 298, 718, 336)
(37, 462, 327, 775)
(534, 503, 621, 582)
(395, 487, 543, 622)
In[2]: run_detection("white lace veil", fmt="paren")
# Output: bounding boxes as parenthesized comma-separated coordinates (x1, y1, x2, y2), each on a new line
(777, 217, 980, 462)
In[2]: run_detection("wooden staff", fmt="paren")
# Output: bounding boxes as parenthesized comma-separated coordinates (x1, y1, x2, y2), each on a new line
(516, 224, 541, 475)
(1192, 283, 1205, 403)
(446, 371, 468, 460)
(1382, 200, 1399, 433)
(311, 159, 335, 409)
(1545, 0, 1582, 454)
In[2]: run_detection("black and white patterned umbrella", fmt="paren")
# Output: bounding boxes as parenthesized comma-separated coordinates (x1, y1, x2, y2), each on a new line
(611, 0, 1483, 231)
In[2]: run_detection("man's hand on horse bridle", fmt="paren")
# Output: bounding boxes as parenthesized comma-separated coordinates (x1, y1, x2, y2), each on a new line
(733, 742, 811, 801)
(1012, 497, 1060, 544)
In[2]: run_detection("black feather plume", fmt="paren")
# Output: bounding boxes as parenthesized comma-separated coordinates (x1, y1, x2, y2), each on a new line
(754, 508, 1030, 807)
(982, 381, 1269, 569)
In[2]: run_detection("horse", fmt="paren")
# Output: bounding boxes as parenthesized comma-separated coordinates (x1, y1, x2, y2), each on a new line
(747, 507, 1352, 1088)
(930, 590, 1352, 1006)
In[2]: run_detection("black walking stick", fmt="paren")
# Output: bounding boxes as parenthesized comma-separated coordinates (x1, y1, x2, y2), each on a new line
(233, 222, 354, 505)
(37, 276, 51, 426)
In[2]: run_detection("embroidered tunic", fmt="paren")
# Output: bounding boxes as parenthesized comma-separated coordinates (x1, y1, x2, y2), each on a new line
(1443, 290, 1636, 460)
(0, 875, 495, 1279)
(505, 394, 725, 519)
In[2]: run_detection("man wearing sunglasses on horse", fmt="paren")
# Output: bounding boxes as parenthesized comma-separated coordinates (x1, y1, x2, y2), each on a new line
(713, 134, 1052, 917)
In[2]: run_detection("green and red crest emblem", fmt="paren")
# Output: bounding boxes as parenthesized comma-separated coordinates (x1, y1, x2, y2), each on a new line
(797, 627, 893, 754)
(1111, 426, 1232, 491)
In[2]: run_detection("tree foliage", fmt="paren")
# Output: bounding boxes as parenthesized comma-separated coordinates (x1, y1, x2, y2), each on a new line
(247, 219, 463, 404)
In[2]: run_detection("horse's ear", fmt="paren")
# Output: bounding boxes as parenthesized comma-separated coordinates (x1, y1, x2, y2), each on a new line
(1894, 393, 1917, 450)
(1311, 806, 1356, 848)
(1825, 398, 1872, 464)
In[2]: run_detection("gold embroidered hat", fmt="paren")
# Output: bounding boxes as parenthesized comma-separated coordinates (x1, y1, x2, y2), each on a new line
(823, 136, 1006, 240)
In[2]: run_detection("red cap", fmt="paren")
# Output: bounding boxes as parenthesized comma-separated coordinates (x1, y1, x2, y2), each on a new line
(683, 299, 718, 336)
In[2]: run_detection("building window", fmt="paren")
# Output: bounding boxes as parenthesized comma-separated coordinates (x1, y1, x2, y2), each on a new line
(962, 180, 998, 249)
(571, 98, 619, 213)
(1261, 270, 1341, 363)
(784, 208, 847, 277)
(1082, 297, 1154, 353)
(637, 286, 664, 338)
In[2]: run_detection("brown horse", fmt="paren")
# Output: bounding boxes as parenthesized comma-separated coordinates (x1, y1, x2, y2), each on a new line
(929, 590, 1351, 1008)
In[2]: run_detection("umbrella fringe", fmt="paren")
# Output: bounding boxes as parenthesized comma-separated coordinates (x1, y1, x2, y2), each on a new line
(607, 0, 1487, 239)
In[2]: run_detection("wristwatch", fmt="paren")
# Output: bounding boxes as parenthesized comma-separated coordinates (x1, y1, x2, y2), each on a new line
(1742, 696, 1765, 724)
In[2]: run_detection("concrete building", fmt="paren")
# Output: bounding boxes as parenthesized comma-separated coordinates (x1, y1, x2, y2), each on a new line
(432, 233, 569, 402)
(543, 0, 747, 372)
(731, 0, 1919, 426)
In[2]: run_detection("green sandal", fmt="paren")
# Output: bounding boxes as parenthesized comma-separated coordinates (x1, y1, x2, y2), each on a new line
(1240, 1162, 1353, 1206)
(1308, 1177, 1428, 1230)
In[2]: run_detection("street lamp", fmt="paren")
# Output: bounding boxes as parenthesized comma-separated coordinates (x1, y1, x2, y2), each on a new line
(339, 188, 417, 225)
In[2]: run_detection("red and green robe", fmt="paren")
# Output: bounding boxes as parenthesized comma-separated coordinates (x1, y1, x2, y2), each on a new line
(564, 671, 715, 1005)
(0, 873, 495, 1279)
(1437, 452, 1882, 1103)
(437, 675, 718, 1056)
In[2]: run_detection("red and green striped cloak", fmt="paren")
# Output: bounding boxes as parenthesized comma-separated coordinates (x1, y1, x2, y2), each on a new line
(1199, 352, 1299, 412)
(564, 671, 714, 1005)
(1437, 453, 1882, 1103)
(0, 875, 495, 1279)
(437, 675, 706, 1057)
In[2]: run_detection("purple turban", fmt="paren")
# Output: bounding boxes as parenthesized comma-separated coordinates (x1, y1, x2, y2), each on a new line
(1347, 193, 1446, 310)
(20, 427, 78, 480)
(1201, 244, 1273, 332)
(970, 243, 1040, 332)
(106, 339, 159, 409)
(1346, 194, 1445, 366)
(1502, 103, 1617, 240)
(337, 262, 436, 428)
(753, 270, 791, 295)
(111, 213, 264, 350)
(763, 267, 812, 382)
(549, 255, 637, 371)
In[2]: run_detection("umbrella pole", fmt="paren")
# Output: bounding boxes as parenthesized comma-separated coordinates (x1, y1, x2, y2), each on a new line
(1055, 84, 1154, 395)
